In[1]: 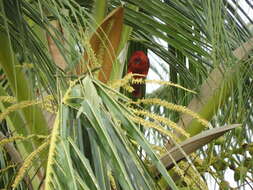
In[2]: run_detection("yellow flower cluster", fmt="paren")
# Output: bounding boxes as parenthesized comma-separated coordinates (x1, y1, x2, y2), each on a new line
(130, 108, 189, 138)
(145, 79, 196, 94)
(110, 73, 135, 93)
(0, 96, 16, 103)
(0, 134, 48, 147)
(0, 95, 54, 122)
(134, 98, 211, 128)
(128, 115, 181, 143)
(174, 161, 208, 190)
(0, 164, 17, 173)
(12, 140, 50, 188)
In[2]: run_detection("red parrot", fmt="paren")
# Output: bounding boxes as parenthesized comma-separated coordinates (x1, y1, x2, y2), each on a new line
(127, 51, 150, 98)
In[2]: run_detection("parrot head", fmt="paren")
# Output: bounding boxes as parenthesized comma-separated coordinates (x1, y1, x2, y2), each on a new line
(127, 51, 150, 78)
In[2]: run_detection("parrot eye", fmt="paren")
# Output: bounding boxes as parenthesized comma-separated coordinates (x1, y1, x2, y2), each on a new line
(134, 57, 142, 64)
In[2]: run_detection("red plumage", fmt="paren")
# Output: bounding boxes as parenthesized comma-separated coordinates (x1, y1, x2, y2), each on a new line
(127, 51, 150, 98)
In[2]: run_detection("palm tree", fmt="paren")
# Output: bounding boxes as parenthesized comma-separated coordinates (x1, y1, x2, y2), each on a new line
(0, 0, 252, 189)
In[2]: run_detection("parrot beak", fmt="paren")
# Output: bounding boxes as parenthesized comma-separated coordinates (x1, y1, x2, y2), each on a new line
(135, 58, 142, 64)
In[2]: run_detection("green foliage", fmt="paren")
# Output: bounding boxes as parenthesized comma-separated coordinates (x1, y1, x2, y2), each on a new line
(0, 0, 252, 189)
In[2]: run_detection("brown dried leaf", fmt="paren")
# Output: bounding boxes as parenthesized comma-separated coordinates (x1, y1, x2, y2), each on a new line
(151, 124, 240, 177)
(47, 21, 67, 70)
(77, 7, 124, 83)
